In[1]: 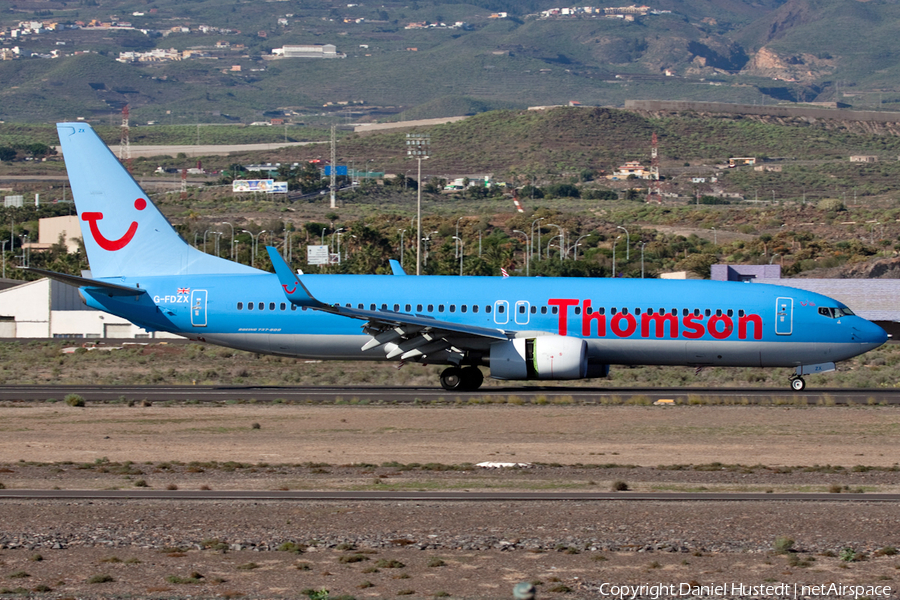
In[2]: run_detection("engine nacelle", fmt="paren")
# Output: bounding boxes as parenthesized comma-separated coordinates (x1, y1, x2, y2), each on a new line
(489, 335, 588, 380)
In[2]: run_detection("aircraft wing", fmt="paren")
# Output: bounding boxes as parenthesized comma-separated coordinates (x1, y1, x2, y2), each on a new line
(266, 247, 512, 362)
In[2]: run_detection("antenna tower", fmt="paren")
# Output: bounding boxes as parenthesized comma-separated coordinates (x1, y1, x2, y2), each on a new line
(119, 104, 132, 173)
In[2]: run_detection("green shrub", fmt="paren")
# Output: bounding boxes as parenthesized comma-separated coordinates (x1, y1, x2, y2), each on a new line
(611, 480, 629, 491)
(65, 394, 85, 407)
(773, 537, 795, 555)
(88, 574, 114, 584)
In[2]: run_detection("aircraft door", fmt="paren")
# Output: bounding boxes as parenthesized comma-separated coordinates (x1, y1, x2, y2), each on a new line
(514, 300, 530, 325)
(775, 297, 792, 335)
(494, 300, 509, 325)
(191, 289, 208, 327)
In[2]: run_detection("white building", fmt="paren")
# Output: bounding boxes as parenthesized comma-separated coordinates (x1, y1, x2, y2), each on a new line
(275, 44, 339, 58)
(0, 278, 180, 339)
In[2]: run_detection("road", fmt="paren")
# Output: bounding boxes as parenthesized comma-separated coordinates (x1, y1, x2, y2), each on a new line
(0, 384, 897, 404)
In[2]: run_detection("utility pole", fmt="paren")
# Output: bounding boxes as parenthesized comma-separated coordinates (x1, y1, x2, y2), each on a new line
(329, 124, 337, 209)
(407, 133, 430, 275)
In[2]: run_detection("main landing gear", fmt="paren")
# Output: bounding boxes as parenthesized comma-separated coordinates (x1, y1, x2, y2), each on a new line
(790, 376, 806, 391)
(440, 366, 484, 391)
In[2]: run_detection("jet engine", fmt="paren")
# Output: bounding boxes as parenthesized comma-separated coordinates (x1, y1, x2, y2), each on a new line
(489, 335, 590, 380)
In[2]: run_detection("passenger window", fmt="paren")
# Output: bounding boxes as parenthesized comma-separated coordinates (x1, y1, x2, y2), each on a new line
(694, 309, 700, 316)
(574, 307, 581, 315)
(370, 304, 376, 311)
(291, 304, 297, 311)
(612, 307, 617, 315)
(302, 306, 307, 311)
(357, 303, 363, 309)
(237, 302, 243, 310)
(586, 306, 593, 315)
(427, 304, 434, 312)
(541, 306, 547, 314)
(670, 309, 677, 316)
(486, 305, 492, 313)
(738, 309, 745, 317)
(405, 304, 411, 312)
(450, 305, 456, 313)
(473, 305, 479, 313)
(530, 306, 536, 314)
(269, 302, 275, 311)
(715, 309, 722, 317)
(393, 304, 400, 312)
(682, 308, 688, 317)
(280, 303, 286, 310)
(635, 308, 641, 316)
(416, 304, 423, 312)
(247, 302, 253, 311)
(648, 308, 654, 315)
(598, 308, 605, 315)
(498, 305, 505, 314)
(381, 303, 387, 311)
(705, 309, 711, 317)
(727, 309, 733, 317)
(438, 304, 445, 312)
(552, 306, 558, 314)
(518, 305, 525, 314)
(622, 308, 628, 315)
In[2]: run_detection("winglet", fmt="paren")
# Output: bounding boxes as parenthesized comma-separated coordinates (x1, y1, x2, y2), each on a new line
(266, 246, 327, 308)
(389, 260, 407, 275)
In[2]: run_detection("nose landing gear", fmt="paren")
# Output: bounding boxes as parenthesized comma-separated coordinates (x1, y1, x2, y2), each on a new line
(790, 376, 806, 391)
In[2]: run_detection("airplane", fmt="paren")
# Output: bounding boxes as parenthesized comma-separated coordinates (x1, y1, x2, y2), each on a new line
(29, 122, 888, 392)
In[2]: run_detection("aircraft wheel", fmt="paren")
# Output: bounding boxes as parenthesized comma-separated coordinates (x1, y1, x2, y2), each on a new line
(790, 376, 806, 392)
(440, 367, 464, 391)
(460, 366, 484, 391)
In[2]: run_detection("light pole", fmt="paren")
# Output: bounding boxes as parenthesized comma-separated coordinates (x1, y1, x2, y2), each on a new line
(336, 231, 344, 264)
(1, 240, 6, 279)
(221, 222, 235, 260)
(331, 227, 345, 254)
(640, 242, 646, 279)
(452, 236, 464, 276)
(241, 229, 266, 267)
(423, 231, 438, 267)
(531, 217, 545, 262)
(612, 236, 620, 277)
(512, 229, 529, 276)
(203, 229, 212, 253)
(711, 227, 716, 246)
(455, 216, 464, 258)
(407, 133, 430, 275)
(770, 253, 779, 265)
(617, 225, 630, 260)
(571, 234, 589, 261)
(545, 224, 563, 260)
(398, 228, 405, 267)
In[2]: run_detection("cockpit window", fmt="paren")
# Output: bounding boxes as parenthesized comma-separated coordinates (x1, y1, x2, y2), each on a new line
(819, 306, 855, 318)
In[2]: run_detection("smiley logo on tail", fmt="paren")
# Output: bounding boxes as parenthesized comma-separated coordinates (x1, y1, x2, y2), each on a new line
(82, 198, 147, 251)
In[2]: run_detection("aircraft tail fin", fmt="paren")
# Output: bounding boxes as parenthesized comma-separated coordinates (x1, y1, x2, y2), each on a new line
(56, 123, 259, 279)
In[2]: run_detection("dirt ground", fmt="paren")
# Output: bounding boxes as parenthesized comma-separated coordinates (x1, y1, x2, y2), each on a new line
(0, 403, 898, 467)
(2, 403, 900, 599)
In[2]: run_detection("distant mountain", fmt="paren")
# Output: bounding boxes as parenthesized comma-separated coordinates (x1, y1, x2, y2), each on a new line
(1, 0, 898, 123)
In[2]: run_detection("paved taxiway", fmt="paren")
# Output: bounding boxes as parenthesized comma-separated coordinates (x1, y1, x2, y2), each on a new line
(0, 384, 897, 404)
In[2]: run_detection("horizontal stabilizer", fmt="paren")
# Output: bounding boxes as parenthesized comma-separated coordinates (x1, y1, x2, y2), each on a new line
(19, 267, 147, 297)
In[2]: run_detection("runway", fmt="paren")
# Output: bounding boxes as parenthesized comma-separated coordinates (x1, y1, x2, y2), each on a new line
(0, 384, 898, 404)
(0, 489, 896, 502)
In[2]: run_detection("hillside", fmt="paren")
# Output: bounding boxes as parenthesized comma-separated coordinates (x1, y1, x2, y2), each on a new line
(3, 0, 900, 123)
